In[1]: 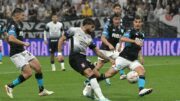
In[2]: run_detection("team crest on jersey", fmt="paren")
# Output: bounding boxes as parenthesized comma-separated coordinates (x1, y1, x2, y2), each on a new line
(81, 63, 85, 68)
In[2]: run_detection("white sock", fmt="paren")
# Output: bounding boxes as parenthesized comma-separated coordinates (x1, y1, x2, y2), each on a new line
(61, 62, 65, 69)
(51, 64, 56, 68)
(90, 78, 105, 99)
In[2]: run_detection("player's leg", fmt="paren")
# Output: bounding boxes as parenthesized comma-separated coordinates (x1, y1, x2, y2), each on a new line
(55, 40, 65, 71)
(0, 39, 2, 64)
(29, 57, 54, 96)
(119, 69, 126, 80)
(104, 57, 129, 79)
(24, 50, 54, 96)
(130, 61, 153, 96)
(84, 68, 110, 101)
(69, 54, 110, 101)
(5, 54, 32, 98)
(50, 52, 56, 71)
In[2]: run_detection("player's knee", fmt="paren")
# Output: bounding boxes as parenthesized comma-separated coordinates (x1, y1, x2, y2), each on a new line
(135, 66, 145, 76)
(84, 68, 94, 77)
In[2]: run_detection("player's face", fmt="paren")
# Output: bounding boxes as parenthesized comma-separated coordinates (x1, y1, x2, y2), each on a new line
(17, 12, 25, 22)
(113, 17, 120, 27)
(133, 19, 143, 30)
(113, 6, 121, 15)
(86, 24, 95, 34)
(52, 15, 58, 23)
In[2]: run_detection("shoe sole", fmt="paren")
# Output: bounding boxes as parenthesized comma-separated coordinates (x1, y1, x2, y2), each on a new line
(139, 89, 153, 97)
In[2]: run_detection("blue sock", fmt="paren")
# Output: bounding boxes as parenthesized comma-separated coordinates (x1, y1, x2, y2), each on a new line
(0, 52, 2, 61)
(138, 75, 145, 91)
(119, 69, 125, 75)
(9, 75, 26, 88)
(35, 73, 44, 92)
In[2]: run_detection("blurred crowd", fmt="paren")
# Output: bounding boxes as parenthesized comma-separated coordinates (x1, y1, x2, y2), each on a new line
(0, 0, 179, 22)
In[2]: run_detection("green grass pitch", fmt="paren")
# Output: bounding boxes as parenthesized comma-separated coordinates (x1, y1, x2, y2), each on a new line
(0, 56, 180, 101)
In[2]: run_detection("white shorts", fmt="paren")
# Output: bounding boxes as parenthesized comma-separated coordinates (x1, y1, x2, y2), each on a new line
(98, 50, 119, 60)
(113, 56, 143, 71)
(10, 50, 35, 70)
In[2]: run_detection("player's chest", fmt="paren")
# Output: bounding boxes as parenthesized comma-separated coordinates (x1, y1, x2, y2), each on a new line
(109, 27, 124, 39)
(75, 33, 92, 45)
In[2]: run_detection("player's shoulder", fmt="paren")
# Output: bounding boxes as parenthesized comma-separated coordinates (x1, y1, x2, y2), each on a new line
(47, 21, 52, 26)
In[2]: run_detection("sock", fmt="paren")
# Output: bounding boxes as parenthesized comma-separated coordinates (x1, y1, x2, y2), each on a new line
(8, 75, 26, 88)
(97, 73, 106, 82)
(89, 75, 105, 100)
(0, 52, 2, 61)
(119, 69, 125, 75)
(35, 73, 44, 92)
(138, 75, 145, 91)
(51, 64, 56, 68)
(60, 60, 65, 69)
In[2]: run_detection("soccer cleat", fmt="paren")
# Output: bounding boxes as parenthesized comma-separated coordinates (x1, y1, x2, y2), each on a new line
(99, 98, 111, 101)
(61, 68, 66, 71)
(105, 78, 111, 85)
(52, 66, 56, 71)
(139, 88, 153, 96)
(39, 89, 54, 96)
(120, 74, 127, 80)
(83, 85, 92, 97)
(84, 79, 90, 86)
(5, 85, 13, 98)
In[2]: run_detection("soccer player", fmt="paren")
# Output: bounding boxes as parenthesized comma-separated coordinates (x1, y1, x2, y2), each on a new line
(94, 14, 125, 85)
(5, 8, 54, 99)
(44, 14, 65, 71)
(57, 18, 114, 101)
(0, 24, 4, 64)
(102, 15, 153, 96)
(95, 4, 126, 83)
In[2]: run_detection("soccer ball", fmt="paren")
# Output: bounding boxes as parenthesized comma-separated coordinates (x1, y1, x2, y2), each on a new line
(127, 71, 139, 83)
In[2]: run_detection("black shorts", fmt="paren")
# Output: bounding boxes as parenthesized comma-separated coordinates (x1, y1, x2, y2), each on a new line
(48, 38, 59, 53)
(69, 53, 95, 75)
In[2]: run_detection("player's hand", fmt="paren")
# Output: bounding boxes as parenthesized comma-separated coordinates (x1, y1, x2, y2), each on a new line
(24, 42, 30, 47)
(139, 56, 144, 65)
(135, 40, 143, 47)
(44, 40, 48, 44)
(109, 58, 115, 65)
(118, 47, 121, 52)
(57, 55, 64, 62)
(108, 44, 115, 50)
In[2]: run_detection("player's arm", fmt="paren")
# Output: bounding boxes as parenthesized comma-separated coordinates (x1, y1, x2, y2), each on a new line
(101, 22, 114, 50)
(57, 28, 74, 62)
(57, 33, 66, 62)
(138, 49, 144, 64)
(43, 24, 49, 44)
(120, 32, 143, 46)
(90, 43, 115, 64)
(8, 35, 29, 46)
(117, 39, 122, 52)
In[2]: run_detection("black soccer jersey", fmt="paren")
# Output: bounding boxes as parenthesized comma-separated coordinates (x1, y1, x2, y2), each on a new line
(100, 21, 125, 50)
(120, 28, 145, 61)
(7, 20, 25, 56)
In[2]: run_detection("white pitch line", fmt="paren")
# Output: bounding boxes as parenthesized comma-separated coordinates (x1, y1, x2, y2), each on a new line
(0, 63, 179, 75)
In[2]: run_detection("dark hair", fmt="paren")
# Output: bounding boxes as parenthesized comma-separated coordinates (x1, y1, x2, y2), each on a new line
(82, 18, 95, 26)
(134, 15, 143, 21)
(51, 13, 57, 17)
(110, 13, 121, 23)
(113, 3, 121, 9)
(12, 8, 24, 16)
